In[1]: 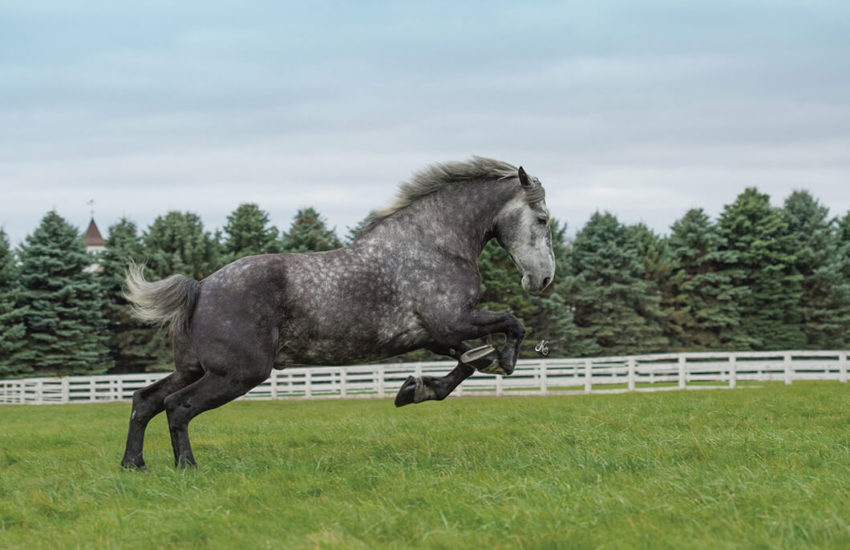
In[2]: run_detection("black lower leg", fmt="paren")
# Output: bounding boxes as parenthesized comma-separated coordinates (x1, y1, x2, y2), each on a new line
(163, 370, 268, 469)
(121, 372, 199, 470)
(395, 343, 476, 407)
(121, 412, 152, 470)
(165, 397, 199, 469)
(168, 419, 196, 469)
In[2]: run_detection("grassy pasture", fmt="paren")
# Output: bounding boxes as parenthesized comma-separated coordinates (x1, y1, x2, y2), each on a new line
(1, 382, 849, 549)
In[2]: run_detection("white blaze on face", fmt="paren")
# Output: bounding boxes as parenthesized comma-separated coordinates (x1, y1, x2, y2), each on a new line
(495, 196, 556, 293)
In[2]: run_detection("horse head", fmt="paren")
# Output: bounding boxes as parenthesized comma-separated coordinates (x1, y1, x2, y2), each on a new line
(493, 166, 556, 294)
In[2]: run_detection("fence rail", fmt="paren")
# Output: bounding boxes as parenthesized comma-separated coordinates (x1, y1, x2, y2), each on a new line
(1, 350, 847, 405)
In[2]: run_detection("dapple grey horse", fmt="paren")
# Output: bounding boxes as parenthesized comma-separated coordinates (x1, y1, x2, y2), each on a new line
(121, 157, 555, 468)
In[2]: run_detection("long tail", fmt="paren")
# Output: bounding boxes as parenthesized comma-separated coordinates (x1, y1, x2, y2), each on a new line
(124, 262, 201, 334)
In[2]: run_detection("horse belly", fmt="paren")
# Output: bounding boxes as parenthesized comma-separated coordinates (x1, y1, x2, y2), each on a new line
(275, 314, 428, 367)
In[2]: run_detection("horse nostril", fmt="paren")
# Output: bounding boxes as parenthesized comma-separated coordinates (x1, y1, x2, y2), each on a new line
(542, 277, 551, 288)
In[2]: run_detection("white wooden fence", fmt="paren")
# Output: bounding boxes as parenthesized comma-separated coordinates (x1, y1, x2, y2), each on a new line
(0, 350, 847, 405)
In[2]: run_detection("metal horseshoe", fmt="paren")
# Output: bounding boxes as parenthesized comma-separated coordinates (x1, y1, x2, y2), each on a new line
(534, 339, 549, 357)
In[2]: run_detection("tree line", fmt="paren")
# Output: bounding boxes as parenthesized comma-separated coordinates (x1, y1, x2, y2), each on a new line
(1, 188, 849, 377)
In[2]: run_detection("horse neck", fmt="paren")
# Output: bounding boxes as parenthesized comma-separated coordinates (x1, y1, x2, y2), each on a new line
(377, 178, 516, 261)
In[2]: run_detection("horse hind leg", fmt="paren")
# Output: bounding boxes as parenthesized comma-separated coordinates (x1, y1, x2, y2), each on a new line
(163, 367, 270, 468)
(121, 370, 201, 469)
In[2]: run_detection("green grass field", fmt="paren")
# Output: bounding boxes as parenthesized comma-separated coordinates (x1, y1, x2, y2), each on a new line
(1, 382, 848, 549)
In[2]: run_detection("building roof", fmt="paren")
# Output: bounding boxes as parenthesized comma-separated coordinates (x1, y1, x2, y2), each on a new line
(83, 218, 105, 246)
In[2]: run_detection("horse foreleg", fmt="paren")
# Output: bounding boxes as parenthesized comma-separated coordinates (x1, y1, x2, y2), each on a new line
(394, 310, 525, 407)
(394, 362, 475, 407)
(448, 309, 526, 376)
(394, 343, 475, 407)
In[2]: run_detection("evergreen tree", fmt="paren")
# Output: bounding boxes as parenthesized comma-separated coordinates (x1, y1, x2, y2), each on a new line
(14, 211, 111, 375)
(840, 211, 850, 277)
(563, 212, 667, 356)
(0, 229, 13, 285)
(717, 188, 804, 350)
(143, 211, 222, 279)
(840, 211, 850, 244)
(0, 229, 27, 375)
(782, 191, 850, 348)
(98, 218, 158, 373)
(628, 223, 673, 342)
(280, 207, 341, 252)
(664, 208, 747, 350)
(630, 223, 671, 287)
(221, 203, 280, 262)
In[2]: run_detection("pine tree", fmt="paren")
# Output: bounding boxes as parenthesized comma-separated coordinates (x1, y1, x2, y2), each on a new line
(840, 211, 850, 279)
(15, 211, 111, 375)
(0, 229, 27, 375)
(98, 218, 158, 373)
(221, 203, 280, 263)
(782, 191, 850, 349)
(717, 188, 804, 350)
(280, 207, 341, 252)
(838, 212, 850, 343)
(628, 223, 673, 343)
(664, 208, 747, 350)
(143, 211, 222, 279)
(840, 211, 850, 244)
(564, 212, 667, 356)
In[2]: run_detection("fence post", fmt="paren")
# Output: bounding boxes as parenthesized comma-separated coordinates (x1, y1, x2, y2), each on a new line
(584, 359, 592, 393)
(839, 352, 847, 384)
(784, 352, 793, 385)
(305, 370, 312, 398)
(678, 355, 686, 389)
(340, 368, 347, 398)
(62, 377, 70, 403)
(496, 374, 503, 396)
(627, 357, 636, 391)
(377, 366, 385, 398)
(729, 356, 736, 389)
(540, 361, 548, 395)
(271, 371, 278, 400)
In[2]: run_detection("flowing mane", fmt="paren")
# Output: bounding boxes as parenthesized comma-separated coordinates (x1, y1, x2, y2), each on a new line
(362, 156, 518, 233)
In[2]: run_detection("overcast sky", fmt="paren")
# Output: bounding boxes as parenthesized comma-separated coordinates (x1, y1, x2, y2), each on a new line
(1, 1, 849, 246)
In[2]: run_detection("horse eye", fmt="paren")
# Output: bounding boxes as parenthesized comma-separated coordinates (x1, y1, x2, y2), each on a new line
(537, 217, 548, 225)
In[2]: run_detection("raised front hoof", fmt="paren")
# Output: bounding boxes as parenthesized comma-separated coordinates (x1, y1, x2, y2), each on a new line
(394, 376, 418, 407)
(460, 345, 509, 375)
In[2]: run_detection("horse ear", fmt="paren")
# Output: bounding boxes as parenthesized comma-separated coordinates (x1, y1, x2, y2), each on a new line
(518, 166, 531, 187)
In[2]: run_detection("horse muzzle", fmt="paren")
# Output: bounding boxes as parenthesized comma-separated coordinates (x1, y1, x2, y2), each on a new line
(521, 272, 554, 295)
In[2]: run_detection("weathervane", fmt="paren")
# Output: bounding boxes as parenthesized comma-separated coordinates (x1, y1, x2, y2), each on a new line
(87, 199, 95, 218)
